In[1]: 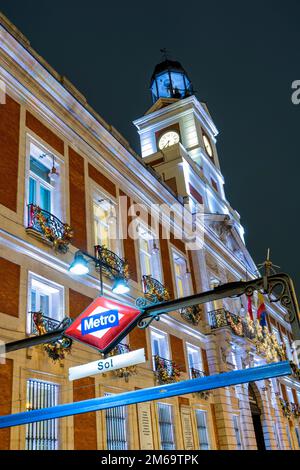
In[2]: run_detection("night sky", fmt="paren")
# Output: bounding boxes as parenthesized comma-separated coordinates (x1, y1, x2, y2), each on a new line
(1, 1, 299, 291)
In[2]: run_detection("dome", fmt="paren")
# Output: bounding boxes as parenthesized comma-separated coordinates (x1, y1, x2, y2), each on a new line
(150, 59, 194, 103)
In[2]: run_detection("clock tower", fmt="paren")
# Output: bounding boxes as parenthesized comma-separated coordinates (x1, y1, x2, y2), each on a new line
(133, 57, 246, 245)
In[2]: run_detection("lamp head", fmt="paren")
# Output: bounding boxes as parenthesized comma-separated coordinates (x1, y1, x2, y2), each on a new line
(69, 252, 89, 275)
(112, 278, 130, 295)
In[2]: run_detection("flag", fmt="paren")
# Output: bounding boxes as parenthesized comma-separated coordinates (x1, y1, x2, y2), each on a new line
(247, 296, 253, 321)
(257, 293, 267, 327)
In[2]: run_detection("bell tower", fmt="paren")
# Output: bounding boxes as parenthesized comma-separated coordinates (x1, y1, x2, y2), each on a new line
(133, 55, 246, 245)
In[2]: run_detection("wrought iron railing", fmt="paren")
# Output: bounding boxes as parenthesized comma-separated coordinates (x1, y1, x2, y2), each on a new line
(190, 367, 206, 379)
(180, 305, 202, 326)
(279, 398, 300, 419)
(209, 308, 287, 362)
(142, 275, 170, 303)
(30, 311, 61, 335)
(30, 311, 72, 363)
(153, 355, 181, 384)
(27, 204, 73, 253)
(94, 245, 129, 280)
(105, 343, 135, 381)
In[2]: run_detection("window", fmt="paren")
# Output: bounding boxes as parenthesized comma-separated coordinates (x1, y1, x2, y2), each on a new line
(273, 422, 282, 449)
(172, 251, 191, 298)
(93, 198, 117, 252)
(25, 379, 59, 450)
(283, 335, 293, 361)
(211, 178, 218, 193)
(233, 415, 243, 450)
(272, 327, 282, 345)
(104, 393, 128, 450)
(157, 403, 176, 450)
(295, 427, 300, 448)
(138, 226, 161, 281)
(187, 344, 203, 377)
(195, 409, 210, 450)
(29, 157, 52, 212)
(286, 424, 293, 449)
(286, 386, 294, 403)
(150, 328, 169, 360)
(28, 273, 64, 334)
(27, 141, 61, 220)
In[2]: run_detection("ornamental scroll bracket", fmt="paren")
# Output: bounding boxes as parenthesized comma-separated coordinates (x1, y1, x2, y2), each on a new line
(136, 273, 300, 344)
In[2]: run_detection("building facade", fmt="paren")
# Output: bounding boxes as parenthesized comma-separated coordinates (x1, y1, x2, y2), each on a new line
(0, 13, 300, 450)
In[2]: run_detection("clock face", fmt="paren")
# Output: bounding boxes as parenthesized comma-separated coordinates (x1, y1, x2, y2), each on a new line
(203, 134, 213, 157)
(158, 130, 180, 150)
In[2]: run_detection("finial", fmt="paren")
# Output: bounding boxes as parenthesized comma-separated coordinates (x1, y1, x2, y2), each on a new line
(160, 48, 171, 61)
(257, 249, 280, 277)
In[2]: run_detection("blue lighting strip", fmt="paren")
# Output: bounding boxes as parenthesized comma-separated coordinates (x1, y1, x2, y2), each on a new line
(0, 361, 291, 429)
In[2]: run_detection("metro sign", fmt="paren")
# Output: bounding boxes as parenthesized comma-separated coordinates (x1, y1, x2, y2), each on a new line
(65, 296, 143, 354)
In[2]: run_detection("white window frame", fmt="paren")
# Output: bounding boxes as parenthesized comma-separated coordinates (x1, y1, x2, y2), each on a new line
(157, 402, 176, 450)
(91, 188, 118, 254)
(104, 392, 128, 450)
(27, 272, 64, 335)
(172, 249, 191, 298)
(282, 335, 293, 361)
(25, 137, 64, 224)
(150, 327, 170, 366)
(195, 409, 210, 450)
(138, 225, 162, 282)
(25, 378, 59, 450)
(186, 343, 203, 378)
(233, 414, 243, 450)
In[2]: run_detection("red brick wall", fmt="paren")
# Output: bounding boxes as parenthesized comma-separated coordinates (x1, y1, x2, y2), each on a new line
(69, 147, 87, 251)
(0, 95, 20, 212)
(0, 258, 20, 318)
(88, 163, 116, 198)
(26, 112, 64, 154)
(170, 334, 186, 372)
(129, 328, 148, 360)
(69, 289, 94, 319)
(0, 359, 13, 449)
(73, 377, 97, 450)
(159, 225, 174, 299)
(120, 190, 138, 282)
(201, 348, 209, 375)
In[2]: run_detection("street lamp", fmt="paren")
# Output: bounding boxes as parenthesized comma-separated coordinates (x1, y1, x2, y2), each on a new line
(69, 250, 130, 296)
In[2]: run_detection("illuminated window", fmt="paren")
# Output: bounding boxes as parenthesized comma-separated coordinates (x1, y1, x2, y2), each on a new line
(150, 328, 169, 360)
(283, 335, 293, 360)
(233, 415, 243, 450)
(26, 140, 63, 225)
(104, 393, 128, 450)
(195, 410, 210, 450)
(157, 403, 176, 450)
(93, 198, 117, 252)
(25, 379, 59, 450)
(187, 344, 203, 377)
(27, 273, 64, 334)
(138, 226, 161, 282)
(172, 252, 191, 298)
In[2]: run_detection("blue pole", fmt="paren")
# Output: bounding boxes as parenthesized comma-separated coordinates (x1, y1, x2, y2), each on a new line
(0, 361, 291, 429)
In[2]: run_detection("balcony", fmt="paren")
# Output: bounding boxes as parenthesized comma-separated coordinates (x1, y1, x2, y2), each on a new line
(190, 367, 212, 400)
(209, 308, 287, 363)
(190, 367, 206, 379)
(27, 204, 73, 253)
(153, 355, 182, 384)
(180, 305, 202, 326)
(30, 311, 72, 363)
(30, 311, 61, 336)
(279, 398, 300, 419)
(105, 342, 136, 381)
(94, 245, 129, 281)
(142, 275, 170, 303)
